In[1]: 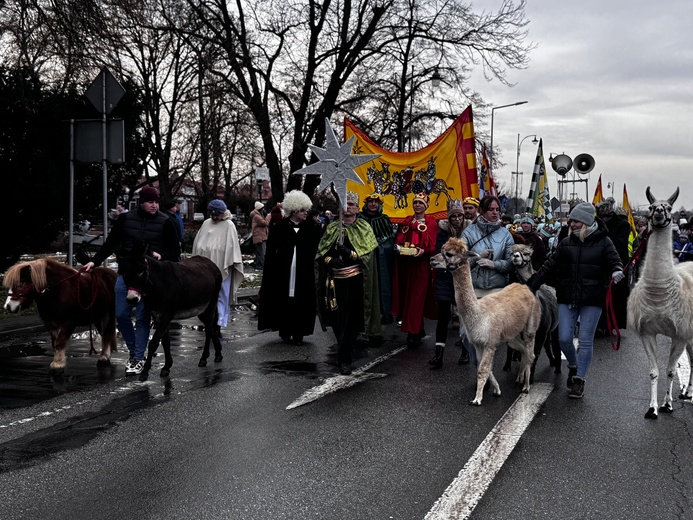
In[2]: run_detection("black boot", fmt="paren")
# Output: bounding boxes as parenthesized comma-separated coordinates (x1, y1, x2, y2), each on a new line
(567, 365, 578, 388)
(429, 344, 445, 368)
(458, 347, 470, 365)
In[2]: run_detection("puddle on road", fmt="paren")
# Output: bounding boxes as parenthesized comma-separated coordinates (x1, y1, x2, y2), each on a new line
(0, 306, 261, 411)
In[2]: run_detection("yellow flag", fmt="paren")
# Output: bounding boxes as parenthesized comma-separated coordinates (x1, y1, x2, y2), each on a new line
(344, 107, 478, 223)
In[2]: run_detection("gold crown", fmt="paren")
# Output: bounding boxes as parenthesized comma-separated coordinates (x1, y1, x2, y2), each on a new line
(413, 192, 429, 207)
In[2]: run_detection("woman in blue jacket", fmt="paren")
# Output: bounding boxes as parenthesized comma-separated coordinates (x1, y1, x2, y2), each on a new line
(459, 195, 515, 366)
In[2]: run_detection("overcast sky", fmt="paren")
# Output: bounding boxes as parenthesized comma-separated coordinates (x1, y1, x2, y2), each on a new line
(467, 0, 693, 212)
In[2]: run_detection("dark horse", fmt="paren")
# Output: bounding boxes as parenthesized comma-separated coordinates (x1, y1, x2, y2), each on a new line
(121, 246, 224, 381)
(3, 258, 117, 374)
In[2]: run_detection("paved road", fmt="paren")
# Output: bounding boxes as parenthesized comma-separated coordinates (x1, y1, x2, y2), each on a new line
(0, 305, 692, 519)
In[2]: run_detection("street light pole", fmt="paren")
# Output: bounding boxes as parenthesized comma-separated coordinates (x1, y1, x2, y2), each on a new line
(515, 133, 538, 205)
(489, 101, 528, 170)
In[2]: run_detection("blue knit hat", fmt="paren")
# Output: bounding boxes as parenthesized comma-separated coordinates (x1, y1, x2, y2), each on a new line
(208, 199, 227, 215)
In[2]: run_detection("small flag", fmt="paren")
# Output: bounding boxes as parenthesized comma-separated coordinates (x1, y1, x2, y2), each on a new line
(623, 184, 638, 257)
(592, 174, 604, 205)
(526, 139, 552, 219)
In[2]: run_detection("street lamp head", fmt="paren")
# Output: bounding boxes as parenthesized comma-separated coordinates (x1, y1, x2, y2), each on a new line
(431, 69, 442, 88)
(531, 135, 538, 144)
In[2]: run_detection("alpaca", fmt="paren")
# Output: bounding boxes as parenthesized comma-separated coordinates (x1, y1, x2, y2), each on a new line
(628, 187, 693, 419)
(431, 237, 541, 405)
(510, 244, 561, 381)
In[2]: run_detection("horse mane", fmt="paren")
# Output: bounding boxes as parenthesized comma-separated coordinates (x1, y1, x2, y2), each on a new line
(3, 258, 75, 292)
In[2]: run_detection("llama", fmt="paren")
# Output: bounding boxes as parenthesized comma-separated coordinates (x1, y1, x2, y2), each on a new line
(628, 187, 693, 419)
(510, 244, 561, 381)
(431, 237, 541, 405)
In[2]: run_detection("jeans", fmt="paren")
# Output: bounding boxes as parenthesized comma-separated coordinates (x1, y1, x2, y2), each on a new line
(115, 275, 151, 361)
(557, 303, 602, 379)
(254, 241, 266, 268)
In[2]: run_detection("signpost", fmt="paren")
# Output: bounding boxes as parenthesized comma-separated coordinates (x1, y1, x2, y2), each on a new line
(68, 67, 126, 266)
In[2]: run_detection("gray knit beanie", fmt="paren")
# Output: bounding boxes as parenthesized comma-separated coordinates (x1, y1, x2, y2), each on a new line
(568, 202, 595, 226)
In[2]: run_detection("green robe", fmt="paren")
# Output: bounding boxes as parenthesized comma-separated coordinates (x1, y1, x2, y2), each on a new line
(315, 218, 381, 337)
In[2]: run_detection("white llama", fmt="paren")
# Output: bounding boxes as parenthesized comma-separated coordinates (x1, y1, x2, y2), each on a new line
(431, 238, 541, 405)
(628, 187, 693, 419)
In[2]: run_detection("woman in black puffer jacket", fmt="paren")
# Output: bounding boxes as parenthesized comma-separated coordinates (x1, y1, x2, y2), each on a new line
(529, 202, 624, 399)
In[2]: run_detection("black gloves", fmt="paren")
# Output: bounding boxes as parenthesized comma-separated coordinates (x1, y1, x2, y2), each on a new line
(336, 243, 354, 261)
(326, 256, 345, 269)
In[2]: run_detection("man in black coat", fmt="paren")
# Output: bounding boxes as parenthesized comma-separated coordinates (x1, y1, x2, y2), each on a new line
(257, 190, 322, 345)
(84, 186, 181, 375)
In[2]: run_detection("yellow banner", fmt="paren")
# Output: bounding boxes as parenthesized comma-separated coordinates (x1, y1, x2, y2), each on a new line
(344, 107, 478, 223)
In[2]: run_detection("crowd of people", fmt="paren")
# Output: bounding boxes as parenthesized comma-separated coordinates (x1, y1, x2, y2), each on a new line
(86, 185, 687, 397)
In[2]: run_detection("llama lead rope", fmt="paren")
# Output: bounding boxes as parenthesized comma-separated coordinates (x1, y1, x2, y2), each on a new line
(605, 279, 620, 350)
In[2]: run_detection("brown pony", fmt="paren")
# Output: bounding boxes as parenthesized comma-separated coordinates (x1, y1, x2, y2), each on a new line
(3, 258, 117, 374)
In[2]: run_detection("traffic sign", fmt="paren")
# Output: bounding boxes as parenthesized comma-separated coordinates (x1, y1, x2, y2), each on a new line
(85, 67, 125, 115)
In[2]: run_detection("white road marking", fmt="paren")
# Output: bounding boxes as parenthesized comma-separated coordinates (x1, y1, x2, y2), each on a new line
(286, 346, 408, 410)
(425, 382, 553, 520)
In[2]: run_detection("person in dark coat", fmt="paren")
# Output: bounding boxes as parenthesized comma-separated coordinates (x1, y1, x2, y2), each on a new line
(595, 197, 632, 334)
(517, 216, 546, 271)
(165, 200, 184, 242)
(429, 198, 472, 368)
(358, 193, 396, 325)
(315, 192, 379, 375)
(258, 190, 321, 345)
(84, 186, 181, 375)
(529, 202, 624, 399)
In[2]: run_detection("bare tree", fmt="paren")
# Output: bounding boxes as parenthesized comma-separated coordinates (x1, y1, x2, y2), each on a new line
(161, 0, 531, 201)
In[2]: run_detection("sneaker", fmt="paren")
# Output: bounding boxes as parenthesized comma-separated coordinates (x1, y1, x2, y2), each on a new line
(126, 359, 145, 375)
(569, 377, 585, 399)
(125, 358, 135, 371)
(567, 365, 578, 388)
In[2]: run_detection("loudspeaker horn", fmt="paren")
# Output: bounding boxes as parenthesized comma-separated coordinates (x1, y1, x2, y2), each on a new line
(573, 153, 595, 175)
(551, 154, 573, 176)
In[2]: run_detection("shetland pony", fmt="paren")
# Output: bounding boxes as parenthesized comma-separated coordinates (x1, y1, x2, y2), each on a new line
(3, 258, 117, 373)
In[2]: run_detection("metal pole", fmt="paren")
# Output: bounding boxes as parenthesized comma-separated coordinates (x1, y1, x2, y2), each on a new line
(515, 133, 520, 203)
(101, 69, 109, 241)
(69, 119, 75, 266)
(489, 101, 528, 172)
(514, 134, 538, 213)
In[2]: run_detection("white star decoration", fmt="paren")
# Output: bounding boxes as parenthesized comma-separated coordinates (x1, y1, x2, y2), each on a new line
(294, 118, 380, 210)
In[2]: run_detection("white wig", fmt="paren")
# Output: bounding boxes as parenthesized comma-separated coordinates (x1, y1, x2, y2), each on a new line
(282, 190, 313, 216)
